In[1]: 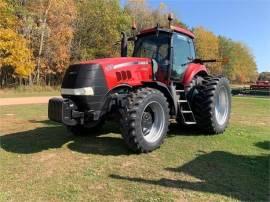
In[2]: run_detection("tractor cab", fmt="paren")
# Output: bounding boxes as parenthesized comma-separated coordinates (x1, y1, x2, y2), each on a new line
(132, 26, 196, 82)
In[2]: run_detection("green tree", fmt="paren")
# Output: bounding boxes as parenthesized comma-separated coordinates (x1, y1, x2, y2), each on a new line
(218, 36, 236, 79)
(232, 42, 257, 83)
(219, 36, 257, 83)
(125, 0, 153, 31)
(193, 26, 221, 74)
(24, 0, 76, 84)
(0, 28, 34, 76)
(72, 0, 131, 61)
(125, 0, 188, 31)
(0, 0, 34, 86)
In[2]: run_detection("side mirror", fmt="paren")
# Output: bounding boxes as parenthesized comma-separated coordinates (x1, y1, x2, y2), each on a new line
(121, 32, 128, 57)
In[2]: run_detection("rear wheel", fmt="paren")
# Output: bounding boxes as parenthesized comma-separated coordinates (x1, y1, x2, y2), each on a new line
(186, 76, 231, 134)
(120, 88, 169, 153)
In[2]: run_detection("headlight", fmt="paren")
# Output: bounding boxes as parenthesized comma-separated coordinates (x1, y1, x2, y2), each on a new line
(61, 87, 94, 96)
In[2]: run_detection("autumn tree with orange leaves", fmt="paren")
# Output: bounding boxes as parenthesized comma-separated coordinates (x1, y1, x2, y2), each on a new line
(0, 0, 34, 86)
(0, 0, 258, 87)
(25, 0, 76, 84)
(193, 27, 221, 74)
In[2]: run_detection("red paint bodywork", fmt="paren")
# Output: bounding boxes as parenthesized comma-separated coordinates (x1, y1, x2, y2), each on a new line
(81, 57, 153, 90)
(182, 63, 208, 86)
(79, 26, 206, 90)
(81, 56, 207, 90)
(250, 80, 270, 90)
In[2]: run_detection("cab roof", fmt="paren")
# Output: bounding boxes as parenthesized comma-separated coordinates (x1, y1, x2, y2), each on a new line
(138, 25, 195, 39)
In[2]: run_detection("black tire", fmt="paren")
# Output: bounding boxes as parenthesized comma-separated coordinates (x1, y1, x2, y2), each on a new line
(120, 88, 170, 153)
(67, 119, 104, 136)
(187, 76, 231, 134)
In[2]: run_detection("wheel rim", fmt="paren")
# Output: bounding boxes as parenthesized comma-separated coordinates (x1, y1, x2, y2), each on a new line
(215, 86, 229, 125)
(141, 101, 165, 143)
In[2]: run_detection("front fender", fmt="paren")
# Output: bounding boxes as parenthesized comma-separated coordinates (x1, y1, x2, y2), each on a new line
(142, 81, 176, 115)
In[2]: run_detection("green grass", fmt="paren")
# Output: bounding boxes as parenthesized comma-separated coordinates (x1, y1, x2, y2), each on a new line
(0, 85, 59, 98)
(0, 97, 269, 201)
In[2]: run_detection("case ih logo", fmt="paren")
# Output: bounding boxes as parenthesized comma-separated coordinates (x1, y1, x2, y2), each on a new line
(106, 61, 150, 71)
(105, 64, 114, 71)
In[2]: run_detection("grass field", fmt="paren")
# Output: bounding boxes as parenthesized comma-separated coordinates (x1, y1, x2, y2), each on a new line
(0, 84, 256, 98)
(0, 86, 59, 98)
(0, 97, 269, 201)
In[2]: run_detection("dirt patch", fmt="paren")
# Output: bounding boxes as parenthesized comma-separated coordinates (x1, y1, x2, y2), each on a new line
(0, 96, 60, 106)
(0, 117, 31, 134)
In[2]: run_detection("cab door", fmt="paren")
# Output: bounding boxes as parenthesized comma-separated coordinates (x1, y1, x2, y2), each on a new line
(171, 33, 195, 81)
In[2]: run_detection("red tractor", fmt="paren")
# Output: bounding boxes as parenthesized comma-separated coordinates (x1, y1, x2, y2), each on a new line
(48, 17, 231, 153)
(250, 80, 270, 90)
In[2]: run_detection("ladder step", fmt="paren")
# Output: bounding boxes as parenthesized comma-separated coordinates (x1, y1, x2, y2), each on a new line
(178, 100, 187, 103)
(184, 121, 196, 125)
(181, 110, 192, 113)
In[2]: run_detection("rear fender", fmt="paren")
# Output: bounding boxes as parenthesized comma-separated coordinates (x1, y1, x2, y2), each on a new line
(182, 63, 208, 86)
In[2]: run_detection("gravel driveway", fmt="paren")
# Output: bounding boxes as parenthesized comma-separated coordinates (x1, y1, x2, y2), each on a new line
(0, 96, 59, 106)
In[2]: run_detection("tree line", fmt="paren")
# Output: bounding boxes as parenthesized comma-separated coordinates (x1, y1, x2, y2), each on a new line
(0, 0, 258, 87)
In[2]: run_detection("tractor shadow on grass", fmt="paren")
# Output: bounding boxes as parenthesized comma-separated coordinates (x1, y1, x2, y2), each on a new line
(110, 150, 270, 201)
(167, 123, 204, 137)
(255, 141, 270, 150)
(0, 120, 131, 156)
(0, 121, 203, 156)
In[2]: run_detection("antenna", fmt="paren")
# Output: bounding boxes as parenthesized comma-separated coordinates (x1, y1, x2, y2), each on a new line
(168, 13, 174, 28)
(156, 23, 160, 37)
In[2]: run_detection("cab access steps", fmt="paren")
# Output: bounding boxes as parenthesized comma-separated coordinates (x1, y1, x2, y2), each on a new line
(175, 89, 196, 125)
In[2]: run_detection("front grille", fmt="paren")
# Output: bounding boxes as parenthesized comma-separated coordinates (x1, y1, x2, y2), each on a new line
(61, 63, 108, 111)
(62, 64, 107, 90)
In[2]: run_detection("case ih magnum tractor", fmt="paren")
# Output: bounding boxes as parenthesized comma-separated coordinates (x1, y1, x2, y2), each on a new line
(48, 18, 231, 153)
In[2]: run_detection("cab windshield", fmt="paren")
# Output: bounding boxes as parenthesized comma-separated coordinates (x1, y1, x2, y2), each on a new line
(133, 32, 170, 66)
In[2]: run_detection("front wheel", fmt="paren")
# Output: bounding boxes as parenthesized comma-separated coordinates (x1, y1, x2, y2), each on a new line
(120, 88, 169, 153)
(187, 76, 231, 134)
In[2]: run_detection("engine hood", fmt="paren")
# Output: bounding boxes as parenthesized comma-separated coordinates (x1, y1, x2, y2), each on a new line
(80, 57, 153, 89)
(80, 57, 152, 69)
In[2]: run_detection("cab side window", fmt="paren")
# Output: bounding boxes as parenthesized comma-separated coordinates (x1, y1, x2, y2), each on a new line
(171, 33, 195, 80)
